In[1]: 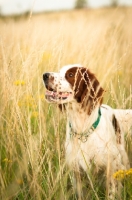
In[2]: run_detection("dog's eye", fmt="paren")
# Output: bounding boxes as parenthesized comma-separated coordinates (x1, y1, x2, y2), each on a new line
(69, 72, 74, 77)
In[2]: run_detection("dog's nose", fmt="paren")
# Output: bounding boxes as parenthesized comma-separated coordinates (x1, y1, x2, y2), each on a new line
(43, 73, 50, 81)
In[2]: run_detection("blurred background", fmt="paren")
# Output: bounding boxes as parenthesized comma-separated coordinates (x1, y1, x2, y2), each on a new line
(0, 1, 132, 200)
(0, 0, 132, 16)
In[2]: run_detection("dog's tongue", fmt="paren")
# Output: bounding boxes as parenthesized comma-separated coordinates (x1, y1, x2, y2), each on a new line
(46, 90, 70, 98)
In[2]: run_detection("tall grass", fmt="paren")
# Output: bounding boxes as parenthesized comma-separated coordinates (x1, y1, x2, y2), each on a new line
(0, 7, 132, 199)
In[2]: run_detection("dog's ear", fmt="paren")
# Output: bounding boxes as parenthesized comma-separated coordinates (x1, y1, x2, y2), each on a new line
(65, 66, 104, 114)
(74, 68, 104, 114)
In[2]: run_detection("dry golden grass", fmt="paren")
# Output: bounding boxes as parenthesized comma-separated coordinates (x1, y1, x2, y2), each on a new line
(0, 7, 132, 199)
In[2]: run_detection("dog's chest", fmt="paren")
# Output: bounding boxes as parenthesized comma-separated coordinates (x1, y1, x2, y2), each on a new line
(65, 133, 107, 171)
(65, 111, 117, 171)
(66, 104, 98, 134)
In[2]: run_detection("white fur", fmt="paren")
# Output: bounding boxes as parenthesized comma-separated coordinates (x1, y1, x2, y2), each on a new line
(43, 65, 132, 199)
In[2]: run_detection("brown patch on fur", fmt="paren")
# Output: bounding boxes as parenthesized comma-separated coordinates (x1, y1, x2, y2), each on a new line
(112, 115, 121, 144)
(65, 67, 104, 115)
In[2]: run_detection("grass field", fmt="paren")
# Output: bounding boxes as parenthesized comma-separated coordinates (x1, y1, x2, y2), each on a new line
(0, 7, 132, 199)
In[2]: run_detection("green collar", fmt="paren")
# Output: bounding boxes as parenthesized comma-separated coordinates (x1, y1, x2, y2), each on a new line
(92, 107, 101, 129)
(69, 108, 101, 142)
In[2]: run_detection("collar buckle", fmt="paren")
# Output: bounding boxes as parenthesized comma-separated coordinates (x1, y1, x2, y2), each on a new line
(69, 108, 101, 143)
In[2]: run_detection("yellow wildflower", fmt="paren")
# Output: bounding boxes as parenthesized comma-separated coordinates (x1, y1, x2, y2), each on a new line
(113, 169, 125, 180)
(125, 168, 132, 177)
(3, 158, 12, 163)
(38, 94, 45, 100)
(113, 168, 132, 180)
(14, 80, 25, 86)
(18, 95, 37, 109)
(31, 111, 39, 118)
(42, 52, 51, 61)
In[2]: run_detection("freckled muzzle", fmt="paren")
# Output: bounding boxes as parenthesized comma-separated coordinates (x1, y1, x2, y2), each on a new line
(43, 73, 72, 103)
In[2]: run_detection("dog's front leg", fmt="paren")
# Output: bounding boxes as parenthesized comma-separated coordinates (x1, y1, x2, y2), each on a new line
(73, 169, 83, 200)
(107, 175, 122, 200)
(106, 160, 123, 200)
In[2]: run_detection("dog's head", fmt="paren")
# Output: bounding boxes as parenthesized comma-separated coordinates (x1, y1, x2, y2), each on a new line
(43, 64, 104, 114)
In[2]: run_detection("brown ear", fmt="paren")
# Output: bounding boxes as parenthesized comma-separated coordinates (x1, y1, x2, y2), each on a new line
(74, 68, 104, 114)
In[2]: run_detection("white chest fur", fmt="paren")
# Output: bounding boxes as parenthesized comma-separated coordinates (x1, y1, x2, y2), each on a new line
(65, 105, 119, 171)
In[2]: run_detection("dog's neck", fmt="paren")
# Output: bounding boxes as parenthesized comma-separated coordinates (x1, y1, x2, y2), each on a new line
(65, 102, 100, 134)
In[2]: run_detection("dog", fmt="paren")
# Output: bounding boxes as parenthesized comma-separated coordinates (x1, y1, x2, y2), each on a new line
(43, 64, 132, 199)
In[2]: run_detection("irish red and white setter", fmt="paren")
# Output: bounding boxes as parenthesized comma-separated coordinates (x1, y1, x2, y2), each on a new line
(43, 64, 132, 199)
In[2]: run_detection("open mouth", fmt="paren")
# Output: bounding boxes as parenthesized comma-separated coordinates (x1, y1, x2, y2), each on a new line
(45, 90, 72, 102)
